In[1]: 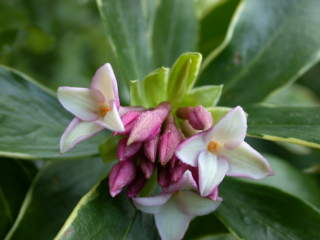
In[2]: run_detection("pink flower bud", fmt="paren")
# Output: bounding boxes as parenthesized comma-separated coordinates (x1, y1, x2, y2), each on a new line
(127, 174, 146, 198)
(158, 166, 171, 188)
(108, 160, 136, 197)
(144, 134, 159, 162)
(140, 156, 155, 179)
(159, 116, 182, 165)
(177, 106, 212, 130)
(170, 160, 188, 183)
(116, 110, 142, 135)
(117, 137, 142, 161)
(127, 102, 170, 145)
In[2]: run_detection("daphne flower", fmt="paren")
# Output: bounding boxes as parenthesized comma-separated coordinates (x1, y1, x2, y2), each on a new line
(133, 171, 221, 240)
(58, 63, 124, 152)
(176, 106, 272, 197)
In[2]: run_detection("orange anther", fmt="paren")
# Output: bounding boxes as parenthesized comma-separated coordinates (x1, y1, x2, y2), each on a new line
(99, 106, 110, 117)
(207, 141, 219, 153)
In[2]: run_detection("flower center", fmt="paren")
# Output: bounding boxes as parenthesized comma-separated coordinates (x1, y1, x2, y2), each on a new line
(99, 106, 110, 117)
(207, 141, 219, 153)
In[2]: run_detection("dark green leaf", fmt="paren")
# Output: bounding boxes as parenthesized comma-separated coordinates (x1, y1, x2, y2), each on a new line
(217, 179, 320, 240)
(299, 62, 320, 99)
(0, 65, 106, 160)
(199, 0, 241, 57)
(242, 154, 320, 208)
(4, 157, 109, 240)
(152, 0, 198, 67)
(201, 0, 320, 106)
(97, 0, 156, 100)
(54, 179, 159, 240)
(264, 84, 319, 106)
(185, 213, 228, 240)
(0, 158, 36, 239)
(246, 105, 320, 149)
(196, 234, 237, 240)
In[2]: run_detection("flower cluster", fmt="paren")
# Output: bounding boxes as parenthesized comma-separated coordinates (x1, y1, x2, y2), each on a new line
(57, 62, 273, 240)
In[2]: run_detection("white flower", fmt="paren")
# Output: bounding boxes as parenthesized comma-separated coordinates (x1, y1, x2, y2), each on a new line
(57, 63, 124, 153)
(133, 171, 221, 240)
(176, 106, 273, 197)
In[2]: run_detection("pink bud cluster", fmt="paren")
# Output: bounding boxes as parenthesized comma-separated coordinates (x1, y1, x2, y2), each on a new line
(108, 102, 213, 198)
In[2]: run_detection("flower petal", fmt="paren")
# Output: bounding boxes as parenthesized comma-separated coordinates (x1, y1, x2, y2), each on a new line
(127, 102, 170, 145)
(222, 142, 273, 179)
(198, 151, 229, 197)
(154, 199, 193, 240)
(133, 193, 172, 214)
(96, 102, 125, 132)
(206, 106, 247, 149)
(60, 118, 103, 153)
(91, 63, 120, 108)
(57, 87, 99, 121)
(165, 170, 197, 193)
(175, 133, 206, 167)
(176, 190, 221, 216)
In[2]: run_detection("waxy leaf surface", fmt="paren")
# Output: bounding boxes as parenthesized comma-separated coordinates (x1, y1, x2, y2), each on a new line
(201, 0, 320, 106)
(0, 66, 106, 160)
(4, 157, 109, 240)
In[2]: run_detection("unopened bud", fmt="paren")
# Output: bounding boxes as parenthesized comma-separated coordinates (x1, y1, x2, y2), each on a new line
(177, 106, 212, 130)
(127, 102, 170, 145)
(144, 134, 159, 162)
(117, 137, 142, 161)
(127, 174, 146, 198)
(109, 160, 136, 197)
(159, 116, 182, 165)
(140, 156, 155, 179)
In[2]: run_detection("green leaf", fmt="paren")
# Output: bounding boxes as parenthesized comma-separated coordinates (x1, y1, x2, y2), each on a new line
(216, 179, 320, 240)
(130, 80, 146, 106)
(242, 154, 320, 208)
(196, 234, 237, 240)
(152, 0, 198, 67)
(168, 52, 202, 104)
(0, 65, 106, 160)
(99, 135, 121, 163)
(246, 105, 320, 149)
(130, 67, 169, 108)
(4, 157, 110, 240)
(181, 85, 223, 107)
(299, 62, 320, 99)
(54, 179, 159, 240)
(201, 0, 320, 106)
(143, 67, 169, 107)
(199, 0, 241, 57)
(207, 106, 232, 122)
(264, 84, 319, 106)
(0, 158, 36, 239)
(97, 0, 155, 100)
(185, 213, 228, 240)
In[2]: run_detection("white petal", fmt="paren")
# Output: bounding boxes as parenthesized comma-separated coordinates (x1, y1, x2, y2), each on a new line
(222, 142, 273, 179)
(133, 193, 172, 214)
(154, 198, 193, 240)
(96, 102, 125, 132)
(91, 63, 120, 108)
(57, 87, 99, 121)
(60, 118, 103, 153)
(176, 190, 221, 216)
(206, 106, 247, 149)
(175, 133, 206, 167)
(198, 151, 229, 197)
(165, 170, 197, 193)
